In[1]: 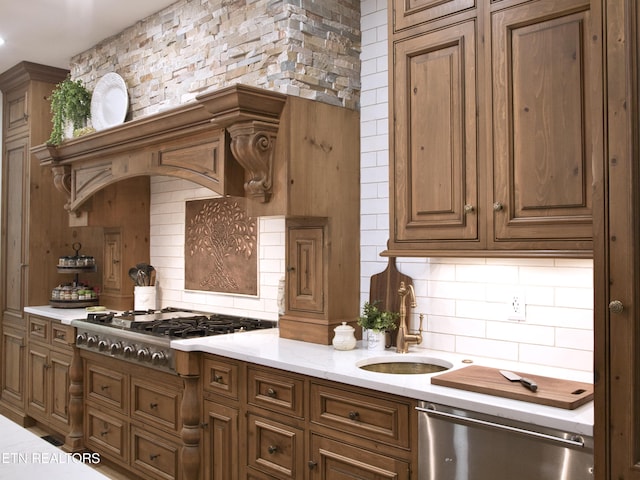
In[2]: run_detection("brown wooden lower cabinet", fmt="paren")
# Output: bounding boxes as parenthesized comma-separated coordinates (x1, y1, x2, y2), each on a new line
(309, 434, 411, 480)
(201, 353, 418, 480)
(25, 315, 74, 444)
(1, 324, 27, 418)
(82, 351, 184, 480)
(202, 400, 239, 480)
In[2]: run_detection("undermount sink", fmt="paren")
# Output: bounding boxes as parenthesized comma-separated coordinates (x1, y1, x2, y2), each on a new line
(356, 356, 453, 375)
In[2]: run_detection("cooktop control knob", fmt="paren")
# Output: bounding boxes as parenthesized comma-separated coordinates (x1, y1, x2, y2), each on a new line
(151, 351, 167, 366)
(86, 336, 98, 348)
(123, 345, 135, 358)
(98, 339, 109, 352)
(110, 342, 123, 355)
(75, 333, 87, 345)
(137, 348, 151, 362)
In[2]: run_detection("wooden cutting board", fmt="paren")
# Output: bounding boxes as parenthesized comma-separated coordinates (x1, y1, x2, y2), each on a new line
(431, 365, 593, 410)
(369, 255, 413, 346)
(369, 256, 412, 314)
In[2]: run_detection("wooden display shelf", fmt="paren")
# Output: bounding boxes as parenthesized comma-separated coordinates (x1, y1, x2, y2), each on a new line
(50, 298, 100, 309)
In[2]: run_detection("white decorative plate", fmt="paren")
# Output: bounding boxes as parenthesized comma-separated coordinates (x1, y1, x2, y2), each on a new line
(91, 73, 128, 131)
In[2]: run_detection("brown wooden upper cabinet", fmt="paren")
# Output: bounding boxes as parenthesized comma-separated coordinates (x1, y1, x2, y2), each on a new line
(388, 0, 599, 257)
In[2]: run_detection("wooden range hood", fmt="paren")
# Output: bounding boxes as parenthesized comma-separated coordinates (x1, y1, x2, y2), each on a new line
(33, 84, 287, 213)
(34, 83, 362, 345)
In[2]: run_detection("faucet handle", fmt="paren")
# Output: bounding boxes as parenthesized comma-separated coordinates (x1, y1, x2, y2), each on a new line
(418, 314, 424, 333)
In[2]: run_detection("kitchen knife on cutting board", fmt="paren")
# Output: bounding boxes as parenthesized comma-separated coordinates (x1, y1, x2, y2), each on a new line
(500, 370, 538, 392)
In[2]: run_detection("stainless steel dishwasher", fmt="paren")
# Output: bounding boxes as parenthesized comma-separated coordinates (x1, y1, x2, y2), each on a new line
(417, 402, 594, 480)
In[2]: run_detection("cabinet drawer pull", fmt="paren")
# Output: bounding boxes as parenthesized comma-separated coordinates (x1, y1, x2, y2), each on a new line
(214, 374, 224, 383)
(308, 460, 318, 469)
(150, 402, 158, 409)
(268, 445, 278, 454)
(348, 411, 359, 420)
(493, 202, 504, 211)
(149, 454, 160, 461)
(100, 384, 110, 391)
(464, 204, 475, 213)
(55, 331, 66, 340)
(266, 387, 277, 398)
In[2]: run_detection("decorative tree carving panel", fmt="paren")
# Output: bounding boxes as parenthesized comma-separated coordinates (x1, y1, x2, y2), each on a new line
(185, 197, 257, 295)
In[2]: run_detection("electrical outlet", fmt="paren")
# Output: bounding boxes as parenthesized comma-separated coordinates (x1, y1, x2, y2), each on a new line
(507, 289, 526, 321)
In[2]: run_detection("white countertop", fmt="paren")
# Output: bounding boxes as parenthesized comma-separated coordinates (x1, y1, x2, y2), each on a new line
(24, 306, 93, 325)
(171, 328, 594, 436)
(24, 306, 594, 437)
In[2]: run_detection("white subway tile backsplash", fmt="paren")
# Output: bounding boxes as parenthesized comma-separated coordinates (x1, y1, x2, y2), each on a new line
(555, 328, 594, 350)
(486, 321, 555, 346)
(519, 344, 593, 371)
(428, 315, 486, 338)
(456, 337, 519, 361)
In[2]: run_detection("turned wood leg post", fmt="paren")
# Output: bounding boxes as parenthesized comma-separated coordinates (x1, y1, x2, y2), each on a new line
(176, 351, 201, 480)
(64, 344, 84, 452)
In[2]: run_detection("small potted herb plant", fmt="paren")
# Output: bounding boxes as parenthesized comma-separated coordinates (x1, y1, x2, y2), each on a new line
(48, 76, 92, 146)
(358, 301, 398, 350)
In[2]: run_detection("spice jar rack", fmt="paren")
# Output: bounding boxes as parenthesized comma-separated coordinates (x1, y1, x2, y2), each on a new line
(50, 242, 100, 308)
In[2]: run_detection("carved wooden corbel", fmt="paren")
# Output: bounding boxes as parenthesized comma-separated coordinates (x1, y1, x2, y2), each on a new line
(227, 121, 279, 203)
(51, 164, 72, 208)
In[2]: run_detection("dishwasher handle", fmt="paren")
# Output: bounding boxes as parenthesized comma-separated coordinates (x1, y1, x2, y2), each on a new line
(416, 404, 585, 448)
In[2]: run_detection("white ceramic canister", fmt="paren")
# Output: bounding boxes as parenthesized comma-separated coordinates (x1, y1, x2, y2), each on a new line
(332, 322, 357, 350)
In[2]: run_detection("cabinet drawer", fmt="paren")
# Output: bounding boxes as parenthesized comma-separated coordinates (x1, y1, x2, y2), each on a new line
(310, 383, 411, 448)
(203, 356, 239, 400)
(132, 378, 181, 433)
(247, 413, 305, 479)
(247, 367, 304, 418)
(51, 323, 74, 349)
(310, 434, 411, 479)
(87, 364, 128, 412)
(131, 426, 180, 480)
(28, 317, 49, 343)
(86, 406, 128, 463)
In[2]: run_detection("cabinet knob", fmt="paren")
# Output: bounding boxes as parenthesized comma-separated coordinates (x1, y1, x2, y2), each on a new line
(609, 300, 624, 314)
(464, 204, 475, 214)
(348, 411, 359, 420)
(266, 387, 277, 398)
(493, 202, 504, 211)
(286, 266, 296, 272)
(308, 461, 318, 469)
(268, 445, 278, 454)
(214, 374, 223, 383)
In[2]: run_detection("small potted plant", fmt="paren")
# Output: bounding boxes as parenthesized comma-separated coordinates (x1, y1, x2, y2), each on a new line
(358, 301, 398, 350)
(48, 76, 92, 146)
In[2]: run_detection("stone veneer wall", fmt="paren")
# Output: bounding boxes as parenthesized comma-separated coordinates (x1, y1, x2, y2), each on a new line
(70, 0, 360, 119)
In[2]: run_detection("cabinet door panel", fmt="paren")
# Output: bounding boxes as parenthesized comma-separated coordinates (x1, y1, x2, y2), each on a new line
(287, 226, 324, 315)
(393, 0, 475, 32)
(3, 138, 28, 316)
(491, 0, 594, 242)
(2, 327, 26, 407)
(5, 87, 29, 134)
(50, 351, 71, 425)
(27, 345, 48, 415)
(247, 413, 305, 479)
(203, 400, 239, 480)
(392, 20, 478, 243)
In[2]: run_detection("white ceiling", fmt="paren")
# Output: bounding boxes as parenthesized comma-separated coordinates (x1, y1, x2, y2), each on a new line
(0, 0, 179, 75)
